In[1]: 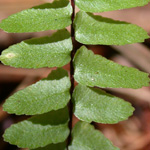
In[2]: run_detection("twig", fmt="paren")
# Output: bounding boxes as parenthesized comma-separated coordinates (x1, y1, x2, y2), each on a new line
(68, 0, 75, 148)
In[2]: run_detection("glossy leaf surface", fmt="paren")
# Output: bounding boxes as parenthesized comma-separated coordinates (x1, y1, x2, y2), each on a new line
(74, 46, 150, 88)
(0, 0, 72, 33)
(74, 11, 149, 45)
(73, 84, 134, 124)
(0, 30, 72, 68)
(3, 107, 69, 149)
(76, 0, 150, 12)
(69, 121, 119, 150)
(3, 68, 71, 115)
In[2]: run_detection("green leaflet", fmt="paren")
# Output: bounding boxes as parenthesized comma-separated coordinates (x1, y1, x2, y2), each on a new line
(30, 142, 67, 150)
(3, 107, 69, 149)
(3, 68, 71, 115)
(73, 84, 134, 124)
(0, 0, 72, 33)
(69, 121, 119, 150)
(74, 46, 150, 88)
(0, 29, 72, 68)
(75, 0, 150, 12)
(74, 11, 149, 45)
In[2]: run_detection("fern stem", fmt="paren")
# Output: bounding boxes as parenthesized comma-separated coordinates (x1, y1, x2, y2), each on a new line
(68, 0, 75, 148)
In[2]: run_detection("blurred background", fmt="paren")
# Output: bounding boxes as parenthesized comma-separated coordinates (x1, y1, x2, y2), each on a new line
(0, 0, 150, 150)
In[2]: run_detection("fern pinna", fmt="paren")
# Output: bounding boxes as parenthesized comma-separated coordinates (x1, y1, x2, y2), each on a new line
(0, 0, 150, 149)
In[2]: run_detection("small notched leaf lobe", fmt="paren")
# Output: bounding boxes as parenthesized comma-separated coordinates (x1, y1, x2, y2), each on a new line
(69, 121, 119, 150)
(74, 46, 150, 88)
(3, 68, 71, 115)
(3, 107, 70, 149)
(0, 29, 72, 68)
(75, 0, 150, 13)
(73, 84, 134, 124)
(0, 0, 72, 33)
(74, 11, 149, 45)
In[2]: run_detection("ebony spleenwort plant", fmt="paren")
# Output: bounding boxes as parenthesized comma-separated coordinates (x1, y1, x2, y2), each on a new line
(0, 0, 150, 149)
